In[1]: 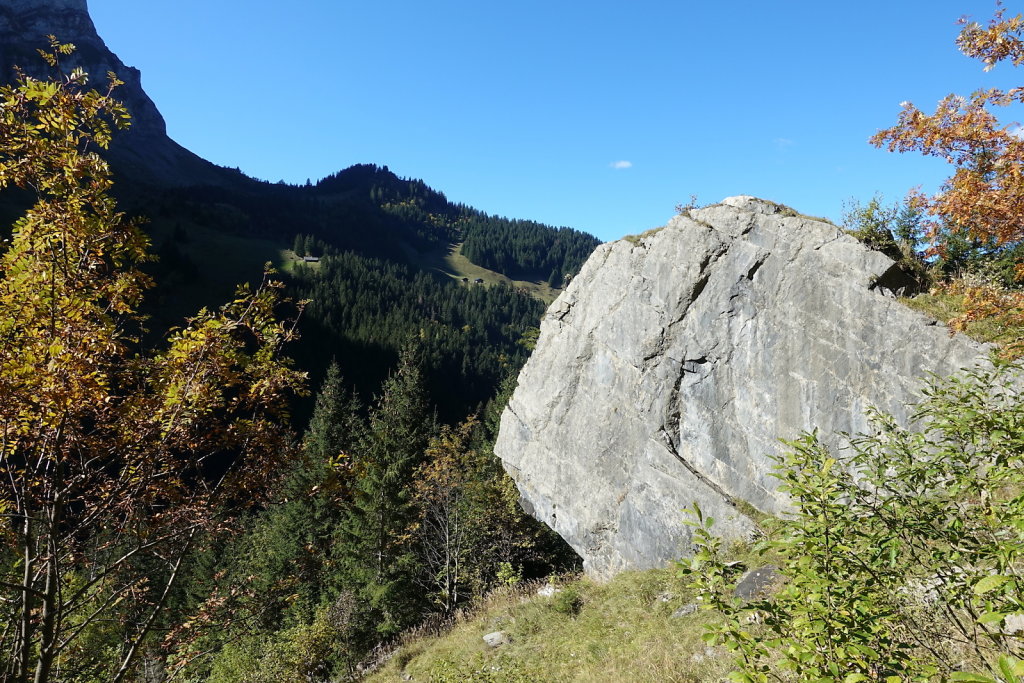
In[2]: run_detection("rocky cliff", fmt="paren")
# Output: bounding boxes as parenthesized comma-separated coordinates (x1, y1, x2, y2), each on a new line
(495, 196, 990, 578)
(0, 0, 240, 188)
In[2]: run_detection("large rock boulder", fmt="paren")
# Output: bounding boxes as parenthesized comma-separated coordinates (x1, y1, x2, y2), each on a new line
(495, 196, 989, 579)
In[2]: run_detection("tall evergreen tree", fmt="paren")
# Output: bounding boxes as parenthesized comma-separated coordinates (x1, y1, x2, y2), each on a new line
(338, 345, 436, 637)
(302, 360, 365, 470)
(547, 267, 561, 289)
(166, 362, 369, 679)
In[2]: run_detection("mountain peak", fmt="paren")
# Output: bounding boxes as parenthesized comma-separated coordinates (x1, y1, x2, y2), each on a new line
(0, 0, 93, 51)
(2, 0, 86, 12)
(0, 0, 243, 189)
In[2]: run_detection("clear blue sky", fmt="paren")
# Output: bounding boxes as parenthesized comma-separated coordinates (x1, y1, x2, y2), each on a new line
(88, 0, 1019, 242)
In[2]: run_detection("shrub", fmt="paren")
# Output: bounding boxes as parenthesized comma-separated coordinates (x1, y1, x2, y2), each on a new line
(682, 360, 1024, 682)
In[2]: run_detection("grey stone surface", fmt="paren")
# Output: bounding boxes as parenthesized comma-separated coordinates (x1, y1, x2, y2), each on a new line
(733, 565, 780, 600)
(690, 646, 722, 663)
(483, 630, 511, 648)
(495, 196, 991, 579)
(670, 603, 698, 619)
(537, 584, 562, 598)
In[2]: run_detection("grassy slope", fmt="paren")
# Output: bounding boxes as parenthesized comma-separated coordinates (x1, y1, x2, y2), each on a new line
(365, 569, 733, 683)
(403, 242, 562, 306)
(145, 217, 292, 325)
(902, 290, 1024, 351)
(148, 215, 559, 325)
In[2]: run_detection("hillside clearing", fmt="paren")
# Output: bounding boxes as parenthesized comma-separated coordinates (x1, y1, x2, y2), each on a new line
(403, 242, 562, 305)
(364, 568, 735, 682)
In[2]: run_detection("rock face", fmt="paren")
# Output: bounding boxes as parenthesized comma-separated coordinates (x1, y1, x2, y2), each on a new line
(0, 0, 240, 188)
(495, 196, 990, 579)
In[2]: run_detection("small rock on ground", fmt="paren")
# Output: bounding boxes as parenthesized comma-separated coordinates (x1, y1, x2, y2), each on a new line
(483, 630, 511, 648)
(671, 603, 698, 619)
(733, 565, 780, 600)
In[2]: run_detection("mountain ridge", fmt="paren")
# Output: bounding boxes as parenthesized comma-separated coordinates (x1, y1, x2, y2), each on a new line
(0, 0, 251, 188)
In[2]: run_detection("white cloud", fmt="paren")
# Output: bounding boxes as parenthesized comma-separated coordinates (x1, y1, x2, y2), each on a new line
(774, 137, 794, 150)
(610, 160, 633, 169)
(1010, 126, 1024, 139)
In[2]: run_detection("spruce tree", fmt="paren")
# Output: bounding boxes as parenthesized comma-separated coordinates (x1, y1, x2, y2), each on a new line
(338, 345, 435, 637)
(302, 360, 365, 470)
(547, 267, 561, 288)
(204, 363, 366, 633)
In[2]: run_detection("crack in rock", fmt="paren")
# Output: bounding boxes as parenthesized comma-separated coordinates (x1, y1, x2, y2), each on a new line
(657, 426, 735, 507)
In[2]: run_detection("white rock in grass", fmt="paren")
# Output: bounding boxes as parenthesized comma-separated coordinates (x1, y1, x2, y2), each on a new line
(483, 630, 511, 648)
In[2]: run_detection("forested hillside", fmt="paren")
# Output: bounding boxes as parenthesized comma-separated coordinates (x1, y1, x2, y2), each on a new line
(288, 247, 545, 422)
(103, 162, 601, 420)
(460, 213, 599, 284)
(0, 43, 585, 680)
(129, 163, 600, 276)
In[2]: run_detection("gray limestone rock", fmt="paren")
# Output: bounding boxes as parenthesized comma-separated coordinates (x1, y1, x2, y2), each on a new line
(483, 630, 511, 648)
(670, 603, 698, 619)
(733, 566, 780, 601)
(537, 584, 562, 598)
(495, 196, 991, 579)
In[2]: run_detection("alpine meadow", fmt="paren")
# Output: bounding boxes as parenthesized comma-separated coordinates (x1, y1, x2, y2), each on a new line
(2, 2, 1024, 683)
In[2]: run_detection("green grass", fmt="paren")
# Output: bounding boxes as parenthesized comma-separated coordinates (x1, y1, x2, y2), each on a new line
(145, 218, 291, 326)
(622, 227, 665, 245)
(900, 292, 963, 327)
(761, 200, 834, 224)
(402, 242, 562, 305)
(364, 568, 736, 682)
(901, 290, 1024, 349)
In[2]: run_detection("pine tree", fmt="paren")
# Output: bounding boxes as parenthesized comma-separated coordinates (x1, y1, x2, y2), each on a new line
(547, 267, 561, 288)
(265, 361, 365, 617)
(337, 345, 435, 637)
(167, 363, 367, 677)
(302, 360, 365, 469)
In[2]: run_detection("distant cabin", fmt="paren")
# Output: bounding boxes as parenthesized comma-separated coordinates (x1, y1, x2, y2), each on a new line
(302, 256, 320, 263)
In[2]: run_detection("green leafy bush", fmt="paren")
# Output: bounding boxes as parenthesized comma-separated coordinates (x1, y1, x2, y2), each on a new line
(552, 585, 584, 617)
(682, 361, 1024, 682)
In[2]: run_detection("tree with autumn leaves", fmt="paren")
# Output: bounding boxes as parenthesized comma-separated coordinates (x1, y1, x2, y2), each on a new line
(0, 40, 305, 682)
(871, 3, 1024, 354)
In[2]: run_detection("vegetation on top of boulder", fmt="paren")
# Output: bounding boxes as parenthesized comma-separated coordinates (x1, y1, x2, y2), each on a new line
(871, 5, 1024, 356)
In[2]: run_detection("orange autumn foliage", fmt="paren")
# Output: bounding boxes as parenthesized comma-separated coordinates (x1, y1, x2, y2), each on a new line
(871, 4, 1024, 355)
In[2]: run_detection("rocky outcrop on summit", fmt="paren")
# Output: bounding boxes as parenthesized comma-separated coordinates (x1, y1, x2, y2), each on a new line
(495, 196, 990, 579)
(0, 0, 242, 188)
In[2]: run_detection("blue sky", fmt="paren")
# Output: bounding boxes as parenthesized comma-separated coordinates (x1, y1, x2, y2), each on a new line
(88, 0, 1019, 242)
